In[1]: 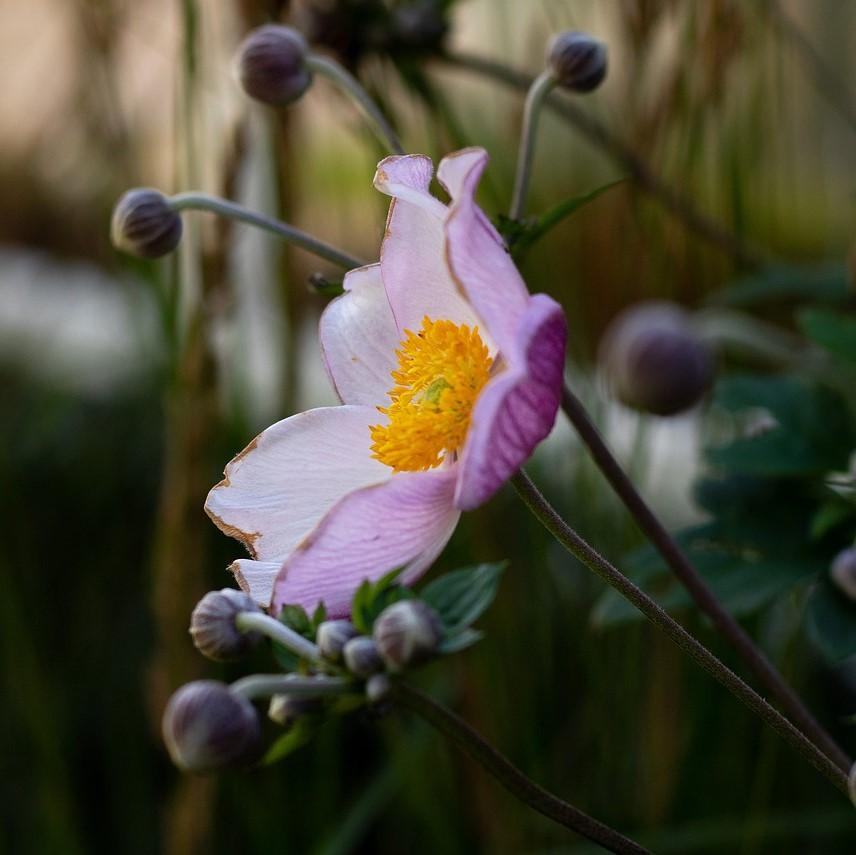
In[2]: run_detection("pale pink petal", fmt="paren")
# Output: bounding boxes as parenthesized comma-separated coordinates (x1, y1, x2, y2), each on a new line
(229, 560, 280, 608)
(374, 154, 483, 338)
(454, 294, 567, 510)
(271, 467, 460, 617)
(205, 406, 390, 562)
(440, 148, 530, 355)
(319, 264, 399, 406)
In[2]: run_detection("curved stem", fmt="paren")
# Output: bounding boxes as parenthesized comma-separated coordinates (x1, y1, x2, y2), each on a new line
(394, 682, 649, 854)
(510, 69, 556, 221)
(230, 673, 351, 701)
(440, 51, 764, 268)
(306, 54, 405, 155)
(558, 385, 852, 773)
(235, 611, 324, 666)
(168, 192, 365, 269)
(510, 470, 849, 796)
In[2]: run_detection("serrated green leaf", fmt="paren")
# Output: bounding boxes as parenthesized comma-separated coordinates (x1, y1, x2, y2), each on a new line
(438, 627, 484, 654)
(798, 309, 856, 364)
(421, 561, 508, 634)
(806, 580, 856, 662)
(262, 718, 321, 765)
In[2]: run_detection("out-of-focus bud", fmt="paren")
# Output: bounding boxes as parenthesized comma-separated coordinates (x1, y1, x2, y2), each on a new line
(268, 694, 321, 727)
(236, 25, 312, 106)
(831, 548, 856, 602)
(110, 189, 182, 259)
(343, 636, 383, 677)
(317, 619, 359, 661)
(366, 673, 392, 705)
(390, 1, 448, 51)
(190, 588, 262, 662)
(599, 301, 714, 417)
(547, 31, 608, 93)
(373, 600, 441, 672)
(162, 681, 261, 773)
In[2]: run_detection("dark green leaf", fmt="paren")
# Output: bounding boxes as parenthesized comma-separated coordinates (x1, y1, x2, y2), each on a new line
(311, 601, 328, 630)
(262, 719, 321, 765)
(810, 501, 856, 540)
(806, 580, 856, 662)
(280, 604, 312, 637)
(798, 309, 856, 364)
(437, 627, 484, 654)
(351, 567, 412, 634)
(421, 561, 508, 634)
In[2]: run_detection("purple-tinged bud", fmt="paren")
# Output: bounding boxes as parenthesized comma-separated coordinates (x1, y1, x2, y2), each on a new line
(343, 636, 383, 677)
(366, 673, 392, 705)
(110, 188, 182, 259)
(317, 619, 359, 662)
(547, 31, 608, 93)
(189, 588, 262, 661)
(236, 25, 312, 106)
(162, 681, 261, 773)
(268, 694, 321, 727)
(599, 301, 714, 417)
(390, 1, 448, 51)
(831, 548, 856, 602)
(373, 600, 441, 672)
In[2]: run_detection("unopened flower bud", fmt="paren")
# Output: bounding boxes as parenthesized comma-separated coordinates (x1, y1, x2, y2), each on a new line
(599, 301, 714, 416)
(343, 636, 383, 677)
(236, 25, 312, 106)
(268, 694, 321, 727)
(162, 681, 261, 773)
(317, 619, 359, 661)
(547, 31, 608, 93)
(831, 548, 856, 602)
(390, 1, 448, 51)
(190, 588, 262, 661)
(373, 600, 441, 671)
(110, 188, 182, 259)
(366, 673, 392, 705)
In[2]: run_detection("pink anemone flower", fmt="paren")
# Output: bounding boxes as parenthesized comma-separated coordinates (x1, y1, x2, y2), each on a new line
(205, 147, 567, 617)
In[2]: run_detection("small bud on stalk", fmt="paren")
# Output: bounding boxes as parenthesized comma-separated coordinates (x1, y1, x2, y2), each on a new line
(547, 31, 608, 93)
(317, 619, 359, 661)
(236, 25, 313, 106)
(373, 600, 441, 671)
(599, 301, 714, 416)
(831, 548, 856, 602)
(343, 636, 383, 677)
(190, 588, 262, 661)
(162, 681, 261, 773)
(268, 694, 322, 727)
(110, 189, 182, 259)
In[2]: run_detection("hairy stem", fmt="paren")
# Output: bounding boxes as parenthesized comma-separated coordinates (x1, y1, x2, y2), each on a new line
(558, 385, 851, 773)
(394, 682, 650, 854)
(169, 192, 365, 269)
(230, 673, 350, 701)
(235, 611, 324, 666)
(510, 470, 849, 796)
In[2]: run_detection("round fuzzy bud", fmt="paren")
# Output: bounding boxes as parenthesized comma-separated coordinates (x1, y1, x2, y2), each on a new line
(189, 588, 262, 662)
(236, 25, 312, 106)
(268, 694, 321, 727)
(110, 188, 182, 259)
(390, 1, 448, 51)
(317, 619, 359, 662)
(366, 673, 392, 705)
(343, 636, 383, 677)
(599, 301, 714, 417)
(162, 680, 261, 773)
(831, 548, 856, 602)
(373, 600, 441, 672)
(547, 31, 608, 93)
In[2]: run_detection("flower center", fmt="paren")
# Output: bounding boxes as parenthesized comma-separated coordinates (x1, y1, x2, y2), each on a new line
(370, 317, 492, 472)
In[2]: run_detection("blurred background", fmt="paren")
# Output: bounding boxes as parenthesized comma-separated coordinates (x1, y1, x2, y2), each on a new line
(2, 0, 855, 852)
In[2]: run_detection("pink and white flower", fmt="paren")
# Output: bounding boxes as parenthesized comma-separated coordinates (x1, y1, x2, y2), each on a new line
(206, 147, 567, 617)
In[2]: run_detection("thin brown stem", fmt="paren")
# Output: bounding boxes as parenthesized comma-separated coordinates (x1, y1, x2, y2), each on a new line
(394, 683, 650, 854)
(510, 470, 849, 796)
(440, 51, 765, 269)
(559, 384, 851, 773)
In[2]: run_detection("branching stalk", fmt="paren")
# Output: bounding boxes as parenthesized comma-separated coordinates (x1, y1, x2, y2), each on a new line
(231, 673, 350, 701)
(235, 611, 324, 666)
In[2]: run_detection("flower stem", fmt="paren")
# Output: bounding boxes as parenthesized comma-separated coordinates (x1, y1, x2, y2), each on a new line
(305, 54, 404, 155)
(510, 469, 850, 796)
(509, 69, 556, 221)
(393, 682, 649, 854)
(558, 384, 852, 774)
(168, 192, 365, 269)
(230, 673, 351, 701)
(235, 611, 324, 666)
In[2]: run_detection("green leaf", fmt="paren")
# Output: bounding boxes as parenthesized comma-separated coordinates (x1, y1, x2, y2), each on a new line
(421, 561, 508, 634)
(437, 627, 484, 654)
(798, 309, 856, 364)
(806, 580, 856, 662)
(711, 262, 850, 308)
(280, 604, 312, 637)
(810, 501, 856, 540)
(262, 718, 321, 766)
(350, 567, 413, 634)
(311, 601, 328, 630)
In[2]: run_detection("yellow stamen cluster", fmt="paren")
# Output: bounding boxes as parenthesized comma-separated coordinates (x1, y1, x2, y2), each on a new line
(370, 317, 492, 472)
